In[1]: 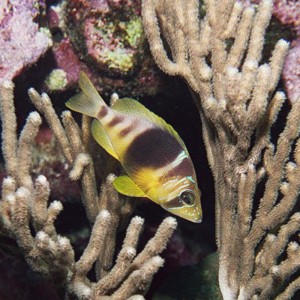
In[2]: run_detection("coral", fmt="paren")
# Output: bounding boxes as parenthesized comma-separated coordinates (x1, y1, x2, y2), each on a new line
(0, 1, 161, 97)
(0, 79, 177, 299)
(46, 0, 160, 96)
(32, 127, 81, 202)
(0, 0, 51, 82)
(283, 38, 300, 103)
(271, 0, 300, 103)
(249, 0, 300, 105)
(142, 0, 300, 298)
(273, 0, 300, 33)
(153, 252, 222, 300)
(45, 69, 68, 91)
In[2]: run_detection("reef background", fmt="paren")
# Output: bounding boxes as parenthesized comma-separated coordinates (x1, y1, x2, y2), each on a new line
(0, 0, 300, 299)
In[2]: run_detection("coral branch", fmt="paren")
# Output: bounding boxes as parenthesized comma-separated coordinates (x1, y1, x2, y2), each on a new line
(0, 79, 176, 299)
(142, 0, 300, 298)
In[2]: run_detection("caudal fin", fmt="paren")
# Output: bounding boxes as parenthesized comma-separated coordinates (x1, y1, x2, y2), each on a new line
(66, 72, 106, 118)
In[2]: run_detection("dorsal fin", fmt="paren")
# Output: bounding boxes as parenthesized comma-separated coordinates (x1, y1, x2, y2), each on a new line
(112, 97, 188, 151)
(91, 120, 119, 160)
(66, 72, 107, 118)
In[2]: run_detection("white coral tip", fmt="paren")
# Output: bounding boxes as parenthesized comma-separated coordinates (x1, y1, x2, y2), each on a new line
(107, 173, 117, 183)
(2, 80, 14, 89)
(276, 91, 286, 100)
(248, 164, 255, 171)
(280, 182, 289, 194)
(244, 7, 255, 17)
(6, 194, 16, 204)
(77, 153, 90, 163)
(41, 93, 51, 104)
(132, 216, 144, 225)
(270, 265, 280, 276)
(286, 162, 296, 172)
(36, 175, 48, 185)
(58, 236, 70, 247)
(266, 234, 276, 243)
(3, 177, 15, 186)
(99, 209, 110, 219)
(36, 231, 48, 241)
(110, 92, 119, 106)
(288, 241, 299, 252)
(28, 87, 37, 95)
(73, 282, 92, 299)
(201, 65, 212, 80)
(244, 59, 257, 70)
(206, 96, 217, 108)
(261, 0, 273, 9)
(28, 111, 42, 123)
(233, 1, 243, 10)
(164, 216, 178, 228)
(50, 200, 63, 212)
(277, 39, 289, 48)
(62, 110, 72, 118)
(291, 212, 300, 220)
(16, 187, 30, 198)
(125, 246, 136, 257)
(226, 66, 238, 77)
(219, 98, 227, 109)
(151, 256, 165, 267)
(128, 296, 144, 300)
(259, 64, 271, 77)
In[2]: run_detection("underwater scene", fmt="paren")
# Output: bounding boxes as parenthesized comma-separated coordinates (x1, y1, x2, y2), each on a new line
(0, 0, 299, 299)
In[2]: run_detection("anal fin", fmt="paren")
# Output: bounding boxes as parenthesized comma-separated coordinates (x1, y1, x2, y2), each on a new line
(91, 120, 119, 160)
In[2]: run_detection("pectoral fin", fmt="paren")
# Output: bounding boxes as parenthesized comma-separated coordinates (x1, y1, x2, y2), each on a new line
(113, 175, 146, 197)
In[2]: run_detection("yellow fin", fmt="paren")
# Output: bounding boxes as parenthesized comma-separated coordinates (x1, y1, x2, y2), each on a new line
(112, 98, 188, 151)
(113, 175, 146, 197)
(66, 72, 105, 118)
(91, 120, 119, 160)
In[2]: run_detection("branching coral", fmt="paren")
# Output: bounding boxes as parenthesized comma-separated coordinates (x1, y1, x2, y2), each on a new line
(0, 80, 177, 299)
(142, 0, 300, 299)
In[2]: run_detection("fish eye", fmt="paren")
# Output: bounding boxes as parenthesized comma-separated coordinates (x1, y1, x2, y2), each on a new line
(180, 190, 195, 206)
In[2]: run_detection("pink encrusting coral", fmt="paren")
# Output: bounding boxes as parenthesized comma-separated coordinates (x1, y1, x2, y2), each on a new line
(272, 0, 300, 103)
(0, 0, 51, 82)
(273, 0, 300, 34)
(283, 39, 300, 103)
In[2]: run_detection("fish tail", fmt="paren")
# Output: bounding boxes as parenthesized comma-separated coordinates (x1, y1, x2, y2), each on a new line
(66, 72, 107, 118)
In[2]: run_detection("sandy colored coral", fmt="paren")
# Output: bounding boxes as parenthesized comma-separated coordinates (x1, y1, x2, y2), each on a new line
(142, 0, 300, 298)
(0, 79, 177, 299)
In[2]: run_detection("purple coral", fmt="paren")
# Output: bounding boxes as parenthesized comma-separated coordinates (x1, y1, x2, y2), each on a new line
(272, 0, 300, 102)
(273, 0, 300, 34)
(283, 39, 300, 103)
(0, 0, 51, 82)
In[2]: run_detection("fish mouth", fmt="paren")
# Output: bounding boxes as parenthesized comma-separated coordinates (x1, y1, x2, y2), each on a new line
(166, 207, 202, 223)
(185, 215, 202, 223)
(192, 217, 202, 223)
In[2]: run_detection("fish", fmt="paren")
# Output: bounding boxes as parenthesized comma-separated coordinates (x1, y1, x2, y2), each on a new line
(66, 72, 202, 223)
